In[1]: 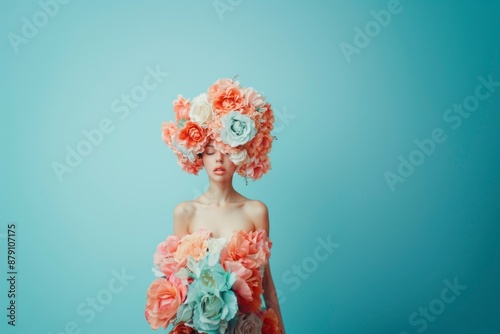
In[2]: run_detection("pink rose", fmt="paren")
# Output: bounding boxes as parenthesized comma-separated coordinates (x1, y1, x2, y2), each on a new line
(173, 95, 191, 121)
(246, 229, 272, 268)
(145, 277, 186, 330)
(243, 87, 267, 113)
(239, 155, 271, 181)
(154, 235, 180, 265)
(176, 153, 204, 175)
(161, 121, 178, 148)
(157, 257, 184, 278)
(223, 260, 253, 301)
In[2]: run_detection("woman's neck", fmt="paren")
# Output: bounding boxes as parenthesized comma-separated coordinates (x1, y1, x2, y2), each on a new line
(202, 178, 239, 206)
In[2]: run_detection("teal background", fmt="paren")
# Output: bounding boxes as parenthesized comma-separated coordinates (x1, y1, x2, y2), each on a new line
(1, 0, 499, 333)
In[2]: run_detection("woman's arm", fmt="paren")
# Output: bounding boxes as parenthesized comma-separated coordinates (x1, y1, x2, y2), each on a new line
(248, 200, 286, 334)
(263, 262, 286, 334)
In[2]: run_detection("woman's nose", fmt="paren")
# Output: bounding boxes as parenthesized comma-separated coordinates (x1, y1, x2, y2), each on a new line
(215, 150, 224, 162)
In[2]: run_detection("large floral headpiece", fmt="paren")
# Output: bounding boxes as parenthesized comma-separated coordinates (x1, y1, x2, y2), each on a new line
(161, 77, 276, 182)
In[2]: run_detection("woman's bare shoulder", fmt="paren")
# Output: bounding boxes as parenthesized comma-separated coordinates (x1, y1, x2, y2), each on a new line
(243, 199, 268, 214)
(242, 199, 269, 232)
(174, 201, 196, 216)
(173, 201, 196, 236)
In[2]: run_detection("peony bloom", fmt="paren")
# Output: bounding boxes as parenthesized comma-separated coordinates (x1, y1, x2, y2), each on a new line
(211, 86, 245, 115)
(240, 155, 271, 181)
(229, 313, 263, 334)
(153, 234, 184, 278)
(207, 78, 237, 101)
(177, 153, 204, 175)
(220, 112, 257, 147)
(156, 257, 184, 279)
(208, 79, 245, 115)
(260, 309, 280, 334)
(258, 105, 275, 133)
(189, 93, 213, 126)
(222, 261, 263, 313)
(245, 132, 273, 159)
(145, 277, 187, 330)
(154, 235, 180, 265)
(173, 229, 211, 264)
(242, 87, 267, 113)
(235, 268, 263, 313)
(173, 95, 191, 121)
(220, 231, 251, 265)
(161, 121, 178, 148)
(223, 261, 254, 301)
(177, 121, 208, 154)
(221, 229, 272, 269)
(246, 229, 272, 268)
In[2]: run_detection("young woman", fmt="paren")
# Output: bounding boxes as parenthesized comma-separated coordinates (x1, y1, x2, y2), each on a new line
(146, 78, 285, 333)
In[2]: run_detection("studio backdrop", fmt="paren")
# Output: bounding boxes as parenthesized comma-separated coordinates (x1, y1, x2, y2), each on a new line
(1, 0, 499, 333)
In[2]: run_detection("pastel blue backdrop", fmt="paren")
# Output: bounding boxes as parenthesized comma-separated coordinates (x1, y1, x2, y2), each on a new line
(1, 0, 499, 333)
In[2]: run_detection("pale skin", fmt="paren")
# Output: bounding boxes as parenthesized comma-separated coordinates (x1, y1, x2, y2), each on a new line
(173, 139, 286, 333)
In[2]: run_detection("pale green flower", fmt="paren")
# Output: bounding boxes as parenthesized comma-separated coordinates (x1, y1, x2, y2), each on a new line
(175, 254, 238, 334)
(220, 111, 257, 147)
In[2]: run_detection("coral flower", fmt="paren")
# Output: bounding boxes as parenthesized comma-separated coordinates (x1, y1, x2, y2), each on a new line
(178, 121, 208, 153)
(173, 229, 211, 264)
(211, 86, 245, 115)
(260, 308, 281, 334)
(145, 278, 186, 329)
(173, 95, 191, 121)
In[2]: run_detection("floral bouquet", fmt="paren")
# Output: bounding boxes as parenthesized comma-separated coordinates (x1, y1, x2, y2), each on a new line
(144, 229, 281, 334)
(161, 77, 276, 181)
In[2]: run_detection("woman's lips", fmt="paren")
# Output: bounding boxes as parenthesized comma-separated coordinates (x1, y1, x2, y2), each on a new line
(213, 167, 226, 175)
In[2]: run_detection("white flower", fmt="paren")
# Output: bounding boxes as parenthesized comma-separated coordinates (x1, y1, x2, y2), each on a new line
(207, 238, 227, 266)
(151, 266, 164, 277)
(189, 93, 213, 126)
(229, 149, 249, 165)
(220, 111, 257, 147)
(171, 136, 195, 162)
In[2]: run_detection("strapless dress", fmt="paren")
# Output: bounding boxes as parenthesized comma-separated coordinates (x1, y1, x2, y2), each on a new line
(145, 228, 281, 334)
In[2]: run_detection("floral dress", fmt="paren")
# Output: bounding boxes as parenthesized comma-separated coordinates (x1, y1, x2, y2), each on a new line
(145, 228, 281, 334)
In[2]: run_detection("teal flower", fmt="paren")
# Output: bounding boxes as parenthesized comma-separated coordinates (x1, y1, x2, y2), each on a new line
(220, 111, 257, 147)
(176, 255, 238, 334)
